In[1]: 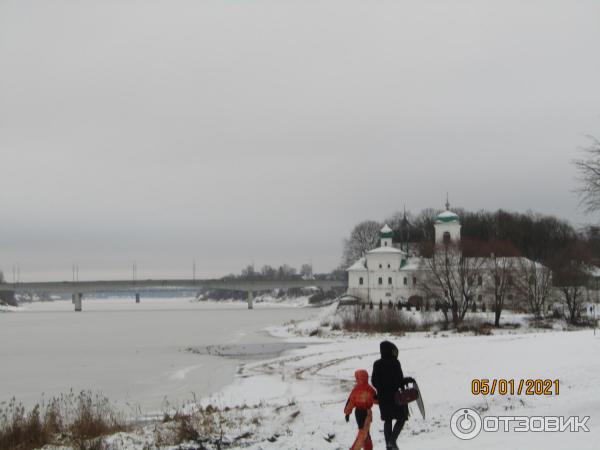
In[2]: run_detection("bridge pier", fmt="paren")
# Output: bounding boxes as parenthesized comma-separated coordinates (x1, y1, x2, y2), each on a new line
(247, 291, 254, 310)
(135, 293, 140, 304)
(73, 293, 82, 312)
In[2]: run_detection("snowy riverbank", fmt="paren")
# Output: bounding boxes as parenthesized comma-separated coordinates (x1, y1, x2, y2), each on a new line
(93, 304, 600, 449)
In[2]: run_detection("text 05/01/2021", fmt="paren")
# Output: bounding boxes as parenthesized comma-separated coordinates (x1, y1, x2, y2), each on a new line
(471, 379, 560, 396)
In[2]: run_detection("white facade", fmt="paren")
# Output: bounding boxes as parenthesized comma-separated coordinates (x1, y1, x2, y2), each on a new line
(434, 211, 461, 244)
(347, 207, 551, 308)
(346, 207, 460, 304)
(346, 251, 427, 304)
(345, 212, 458, 304)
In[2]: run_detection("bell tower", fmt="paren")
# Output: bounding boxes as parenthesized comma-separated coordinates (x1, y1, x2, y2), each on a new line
(434, 196, 461, 244)
(380, 224, 393, 247)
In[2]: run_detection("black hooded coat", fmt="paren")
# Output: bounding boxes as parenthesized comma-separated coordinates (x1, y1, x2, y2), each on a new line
(371, 341, 409, 421)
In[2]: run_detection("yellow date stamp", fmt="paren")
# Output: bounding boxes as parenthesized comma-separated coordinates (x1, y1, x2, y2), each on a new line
(471, 379, 560, 396)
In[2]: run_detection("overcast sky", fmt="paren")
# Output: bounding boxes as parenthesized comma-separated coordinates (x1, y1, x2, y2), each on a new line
(1, 0, 600, 281)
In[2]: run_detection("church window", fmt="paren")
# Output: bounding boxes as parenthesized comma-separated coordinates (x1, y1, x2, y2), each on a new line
(403, 277, 407, 286)
(478, 295, 483, 301)
(388, 277, 392, 285)
(387, 264, 391, 268)
(359, 277, 364, 285)
(443, 231, 451, 244)
(379, 264, 382, 269)
(384, 241, 388, 246)
(378, 277, 383, 285)
(413, 276, 417, 286)
(477, 276, 483, 286)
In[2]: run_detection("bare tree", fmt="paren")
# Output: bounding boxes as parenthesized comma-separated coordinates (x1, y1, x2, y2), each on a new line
(421, 240, 486, 327)
(300, 263, 313, 279)
(413, 208, 439, 242)
(260, 265, 277, 279)
(574, 136, 600, 213)
(514, 258, 553, 319)
(385, 209, 417, 235)
(341, 220, 382, 268)
(241, 264, 257, 279)
(484, 241, 520, 327)
(552, 243, 592, 324)
(277, 264, 297, 279)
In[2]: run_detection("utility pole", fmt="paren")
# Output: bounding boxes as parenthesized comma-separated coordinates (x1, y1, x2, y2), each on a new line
(132, 261, 139, 303)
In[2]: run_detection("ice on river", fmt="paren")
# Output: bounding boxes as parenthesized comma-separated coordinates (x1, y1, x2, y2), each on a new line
(0, 296, 316, 413)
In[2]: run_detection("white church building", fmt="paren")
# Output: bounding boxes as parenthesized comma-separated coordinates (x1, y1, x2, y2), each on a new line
(346, 204, 600, 318)
(347, 207, 462, 304)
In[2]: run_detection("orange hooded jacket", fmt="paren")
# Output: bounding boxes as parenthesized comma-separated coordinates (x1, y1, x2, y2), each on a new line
(344, 369, 378, 414)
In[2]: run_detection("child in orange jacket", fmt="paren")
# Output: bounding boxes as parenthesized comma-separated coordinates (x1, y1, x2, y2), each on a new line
(344, 369, 378, 450)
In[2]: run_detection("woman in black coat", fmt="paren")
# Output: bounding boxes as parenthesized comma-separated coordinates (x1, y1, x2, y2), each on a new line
(371, 341, 410, 450)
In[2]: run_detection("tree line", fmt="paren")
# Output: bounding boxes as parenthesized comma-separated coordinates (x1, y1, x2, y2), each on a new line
(342, 208, 600, 326)
(223, 263, 314, 281)
(342, 208, 593, 268)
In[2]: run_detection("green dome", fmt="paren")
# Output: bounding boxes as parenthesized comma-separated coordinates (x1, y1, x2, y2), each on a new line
(380, 224, 393, 238)
(435, 210, 459, 223)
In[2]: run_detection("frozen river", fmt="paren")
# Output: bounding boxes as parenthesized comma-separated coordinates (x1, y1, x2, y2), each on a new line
(0, 297, 316, 413)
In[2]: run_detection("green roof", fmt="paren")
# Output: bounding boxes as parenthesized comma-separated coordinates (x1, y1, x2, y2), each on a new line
(380, 224, 393, 238)
(435, 210, 459, 223)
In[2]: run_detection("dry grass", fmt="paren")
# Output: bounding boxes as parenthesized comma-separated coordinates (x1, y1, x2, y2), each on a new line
(455, 320, 493, 335)
(340, 306, 436, 333)
(155, 402, 262, 448)
(69, 392, 125, 447)
(0, 391, 126, 450)
(527, 317, 556, 329)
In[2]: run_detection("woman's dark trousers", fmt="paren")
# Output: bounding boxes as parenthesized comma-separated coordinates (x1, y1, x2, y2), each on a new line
(383, 417, 405, 446)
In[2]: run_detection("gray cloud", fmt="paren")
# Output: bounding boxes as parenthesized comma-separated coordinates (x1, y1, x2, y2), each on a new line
(1, 0, 600, 280)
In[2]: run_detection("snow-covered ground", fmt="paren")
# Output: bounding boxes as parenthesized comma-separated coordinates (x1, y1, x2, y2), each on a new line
(0, 296, 315, 412)
(0, 304, 20, 313)
(7, 299, 599, 449)
(110, 304, 598, 450)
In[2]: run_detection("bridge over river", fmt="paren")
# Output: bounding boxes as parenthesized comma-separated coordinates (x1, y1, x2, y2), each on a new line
(0, 278, 348, 310)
